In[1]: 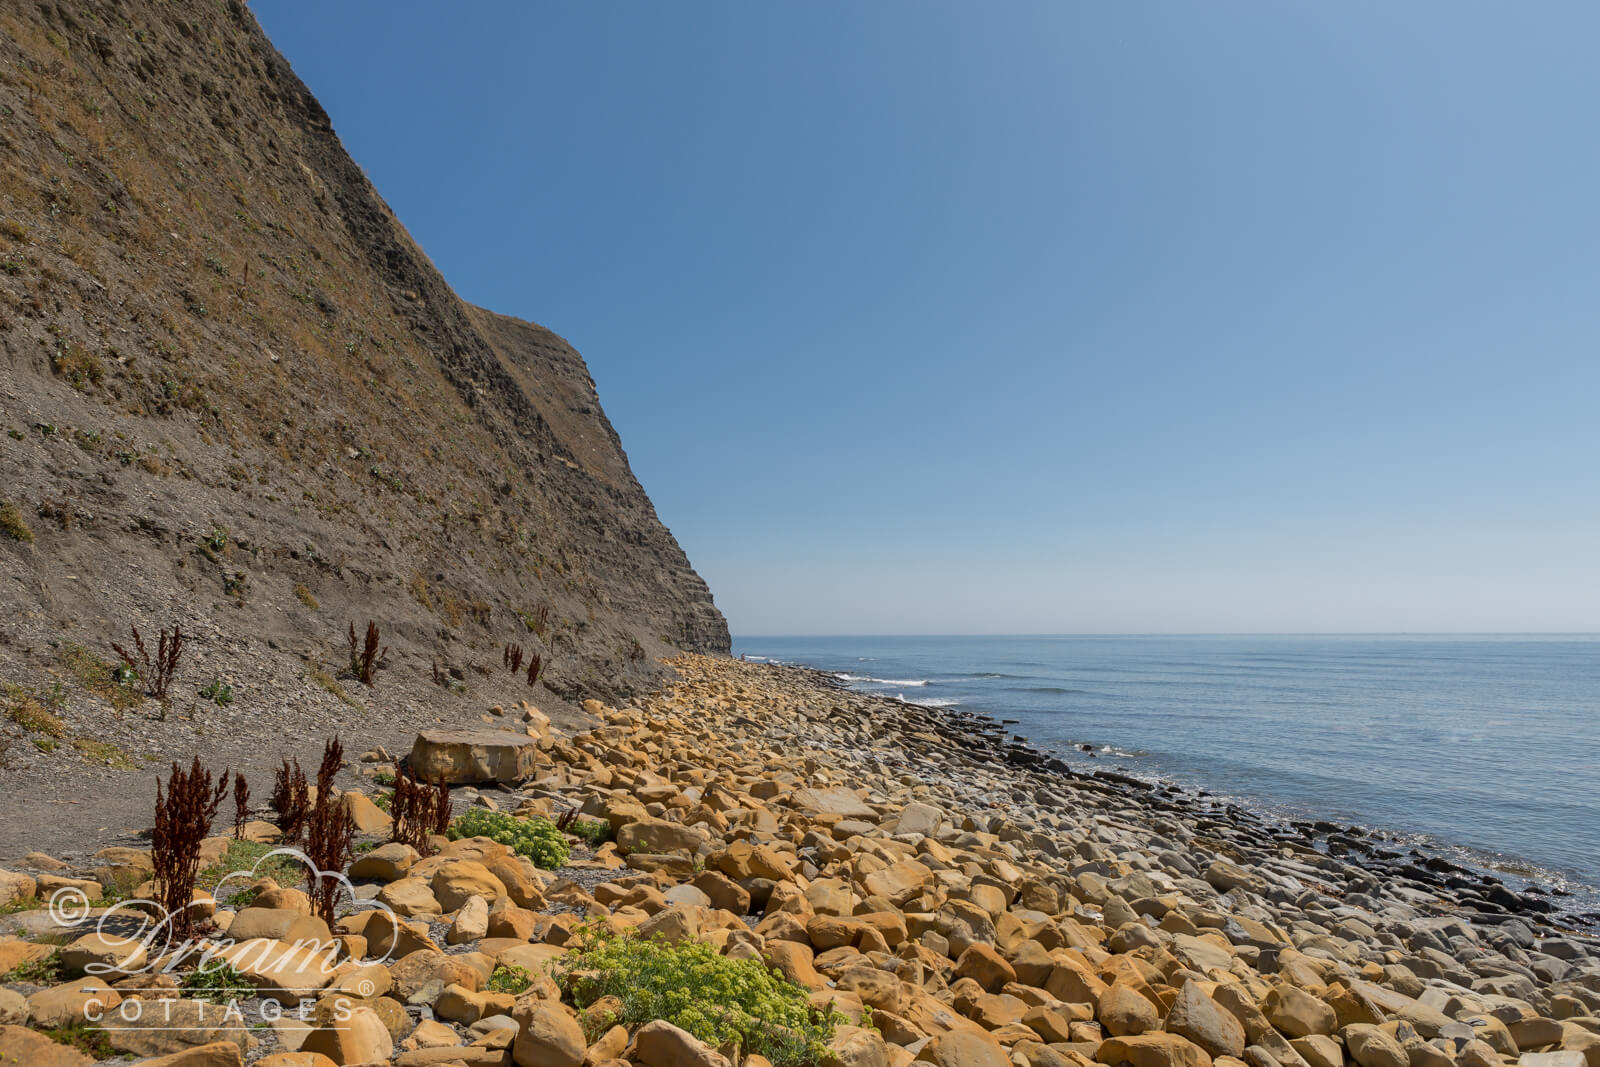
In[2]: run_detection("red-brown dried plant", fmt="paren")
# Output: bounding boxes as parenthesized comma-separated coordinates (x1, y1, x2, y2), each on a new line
(430, 773, 453, 835)
(503, 643, 523, 674)
(431, 660, 446, 687)
(112, 623, 184, 700)
(232, 772, 250, 839)
(347, 621, 387, 687)
(303, 737, 354, 926)
(270, 758, 310, 841)
(152, 757, 229, 940)
(526, 652, 542, 686)
(389, 769, 452, 856)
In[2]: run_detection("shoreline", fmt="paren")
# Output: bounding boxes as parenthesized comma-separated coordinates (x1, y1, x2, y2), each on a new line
(1, 651, 1597, 1067)
(777, 658, 1600, 935)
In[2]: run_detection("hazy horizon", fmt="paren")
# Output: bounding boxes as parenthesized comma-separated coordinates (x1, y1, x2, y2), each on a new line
(255, 2, 1600, 636)
(734, 631, 1600, 639)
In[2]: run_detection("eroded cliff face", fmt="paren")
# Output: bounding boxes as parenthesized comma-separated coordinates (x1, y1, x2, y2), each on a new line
(0, 0, 727, 816)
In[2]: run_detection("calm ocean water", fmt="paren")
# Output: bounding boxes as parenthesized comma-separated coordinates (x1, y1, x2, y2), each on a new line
(732, 634, 1600, 909)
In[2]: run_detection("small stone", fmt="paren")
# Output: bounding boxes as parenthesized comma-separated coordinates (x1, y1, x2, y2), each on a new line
(1262, 985, 1337, 1038)
(954, 943, 1016, 993)
(431, 860, 507, 911)
(0, 988, 27, 1026)
(27, 978, 122, 1028)
(378, 877, 443, 917)
(60, 931, 148, 976)
(0, 870, 38, 906)
(0, 1023, 94, 1066)
(340, 791, 393, 834)
(914, 1030, 1012, 1067)
(1343, 1026, 1410, 1067)
(630, 1018, 734, 1067)
(1100, 983, 1162, 1037)
(1096, 1033, 1215, 1067)
(511, 999, 585, 1067)
(350, 842, 419, 882)
(448, 893, 490, 944)
(891, 802, 944, 836)
(616, 817, 708, 855)
(1166, 980, 1246, 1059)
(300, 1005, 394, 1065)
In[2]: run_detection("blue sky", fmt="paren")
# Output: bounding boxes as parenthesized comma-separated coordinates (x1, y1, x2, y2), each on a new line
(254, 2, 1600, 635)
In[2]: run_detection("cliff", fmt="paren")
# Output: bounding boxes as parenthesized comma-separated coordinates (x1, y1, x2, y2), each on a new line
(0, 0, 727, 847)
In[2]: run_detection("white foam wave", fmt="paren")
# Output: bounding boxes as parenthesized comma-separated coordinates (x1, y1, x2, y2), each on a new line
(835, 673, 930, 686)
(907, 696, 958, 707)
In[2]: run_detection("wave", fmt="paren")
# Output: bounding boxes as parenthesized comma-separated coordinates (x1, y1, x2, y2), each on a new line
(908, 696, 958, 707)
(1017, 686, 1088, 695)
(835, 673, 929, 686)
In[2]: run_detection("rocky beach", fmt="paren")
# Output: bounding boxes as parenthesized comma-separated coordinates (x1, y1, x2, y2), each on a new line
(1, 654, 1598, 1067)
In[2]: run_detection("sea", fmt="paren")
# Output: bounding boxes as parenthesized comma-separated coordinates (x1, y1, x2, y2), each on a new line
(732, 634, 1600, 923)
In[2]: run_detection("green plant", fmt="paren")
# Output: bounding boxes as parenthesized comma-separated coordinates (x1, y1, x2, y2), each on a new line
(568, 817, 613, 848)
(485, 964, 532, 995)
(198, 679, 234, 706)
(294, 583, 319, 610)
(447, 809, 570, 869)
(60, 642, 143, 713)
(198, 839, 302, 894)
(561, 932, 845, 1067)
(181, 957, 254, 1004)
(40, 1021, 112, 1059)
(4, 684, 65, 736)
(309, 665, 357, 708)
(50, 343, 104, 390)
(2, 948, 62, 983)
(0, 499, 33, 543)
(0, 895, 42, 918)
(72, 737, 136, 769)
(222, 884, 261, 909)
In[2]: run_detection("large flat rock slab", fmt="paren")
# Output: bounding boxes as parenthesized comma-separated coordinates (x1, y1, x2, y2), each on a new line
(409, 729, 543, 784)
(791, 785, 877, 820)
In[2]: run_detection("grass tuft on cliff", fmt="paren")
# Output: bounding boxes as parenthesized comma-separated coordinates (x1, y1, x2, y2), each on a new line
(0, 500, 32, 543)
